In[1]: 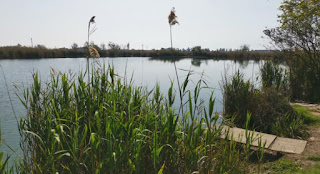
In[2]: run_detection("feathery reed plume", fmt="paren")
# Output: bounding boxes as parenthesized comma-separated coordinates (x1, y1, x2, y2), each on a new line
(90, 16, 95, 23)
(168, 7, 179, 49)
(168, 7, 179, 26)
(89, 46, 100, 58)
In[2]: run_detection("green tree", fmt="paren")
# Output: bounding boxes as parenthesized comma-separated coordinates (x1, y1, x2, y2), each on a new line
(240, 44, 250, 52)
(264, 0, 320, 102)
(108, 42, 121, 50)
(264, 0, 319, 53)
(191, 46, 202, 56)
(71, 43, 78, 49)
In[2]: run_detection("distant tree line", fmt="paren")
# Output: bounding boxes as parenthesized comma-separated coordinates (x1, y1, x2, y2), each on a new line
(0, 43, 284, 61)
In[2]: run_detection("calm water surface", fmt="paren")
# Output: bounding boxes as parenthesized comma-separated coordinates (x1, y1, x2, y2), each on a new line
(0, 57, 262, 157)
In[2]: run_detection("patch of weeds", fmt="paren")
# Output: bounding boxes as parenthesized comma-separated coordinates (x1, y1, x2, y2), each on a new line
(293, 105, 320, 125)
(266, 159, 320, 174)
(307, 155, 320, 161)
(269, 159, 301, 174)
(297, 164, 320, 174)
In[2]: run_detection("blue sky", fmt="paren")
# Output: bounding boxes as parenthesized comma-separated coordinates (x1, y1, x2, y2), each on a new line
(0, 0, 282, 50)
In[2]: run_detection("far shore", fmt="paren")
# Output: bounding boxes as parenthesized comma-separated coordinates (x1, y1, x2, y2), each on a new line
(0, 45, 284, 61)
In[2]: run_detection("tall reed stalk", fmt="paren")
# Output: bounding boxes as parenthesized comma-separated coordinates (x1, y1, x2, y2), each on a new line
(87, 16, 97, 84)
(86, 16, 99, 132)
(168, 7, 185, 123)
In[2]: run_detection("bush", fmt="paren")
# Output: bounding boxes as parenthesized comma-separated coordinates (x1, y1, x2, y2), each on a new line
(223, 71, 304, 138)
(253, 88, 297, 135)
(260, 60, 289, 94)
(223, 71, 256, 127)
(288, 53, 320, 103)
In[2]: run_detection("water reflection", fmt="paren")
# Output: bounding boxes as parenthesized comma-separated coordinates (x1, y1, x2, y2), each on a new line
(191, 59, 201, 67)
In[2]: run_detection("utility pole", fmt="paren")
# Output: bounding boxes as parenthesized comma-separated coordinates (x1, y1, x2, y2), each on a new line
(31, 38, 33, 47)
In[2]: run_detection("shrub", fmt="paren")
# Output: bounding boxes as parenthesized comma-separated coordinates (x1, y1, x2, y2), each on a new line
(223, 71, 256, 127)
(288, 53, 320, 103)
(260, 60, 289, 94)
(223, 71, 304, 138)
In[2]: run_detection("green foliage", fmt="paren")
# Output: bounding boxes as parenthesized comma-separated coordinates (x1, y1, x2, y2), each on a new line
(15, 65, 262, 173)
(260, 60, 289, 94)
(293, 105, 320, 125)
(266, 159, 320, 174)
(264, 0, 320, 51)
(191, 46, 202, 56)
(264, 0, 320, 102)
(288, 53, 320, 102)
(223, 71, 255, 127)
(240, 44, 250, 52)
(269, 159, 301, 174)
(254, 88, 304, 138)
(299, 165, 320, 174)
(223, 71, 304, 138)
(307, 155, 320, 161)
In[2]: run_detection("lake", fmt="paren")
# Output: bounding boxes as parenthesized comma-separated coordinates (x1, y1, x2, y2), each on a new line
(0, 57, 262, 157)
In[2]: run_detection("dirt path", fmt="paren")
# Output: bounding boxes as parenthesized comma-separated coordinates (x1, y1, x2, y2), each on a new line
(285, 103, 320, 168)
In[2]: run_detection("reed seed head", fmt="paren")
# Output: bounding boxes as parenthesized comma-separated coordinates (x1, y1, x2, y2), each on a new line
(168, 7, 179, 26)
(89, 16, 96, 24)
(89, 46, 100, 58)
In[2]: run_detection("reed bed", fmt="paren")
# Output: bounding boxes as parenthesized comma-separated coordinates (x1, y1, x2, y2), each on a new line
(222, 67, 306, 138)
(15, 64, 263, 173)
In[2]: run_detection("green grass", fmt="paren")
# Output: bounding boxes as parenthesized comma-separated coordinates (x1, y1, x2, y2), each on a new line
(266, 159, 320, 174)
(301, 164, 320, 174)
(293, 105, 320, 126)
(307, 155, 320, 161)
(269, 159, 301, 174)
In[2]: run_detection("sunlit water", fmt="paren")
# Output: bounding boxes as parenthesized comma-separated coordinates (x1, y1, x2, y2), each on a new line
(0, 57, 263, 159)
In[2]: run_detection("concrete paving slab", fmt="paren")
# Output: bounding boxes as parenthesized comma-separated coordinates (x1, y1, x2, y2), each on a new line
(214, 124, 307, 154)
(269, 137, 307, 154)
(221, 127, 277, 148)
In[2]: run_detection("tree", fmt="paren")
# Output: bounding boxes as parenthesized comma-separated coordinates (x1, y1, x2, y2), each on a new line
(264, 0, 320, 102)
(240, 44, 250, 52)
(191, 46, 202, 56)
(36, 44, 46, 49)
(71, 43, 78, 49)
(100, 43, 106, 50)
(264, 0, 319, 54)
(108, 42, 121, 50)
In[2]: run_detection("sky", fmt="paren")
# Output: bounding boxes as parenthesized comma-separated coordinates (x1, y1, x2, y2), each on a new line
(0, 0, 282, 50)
